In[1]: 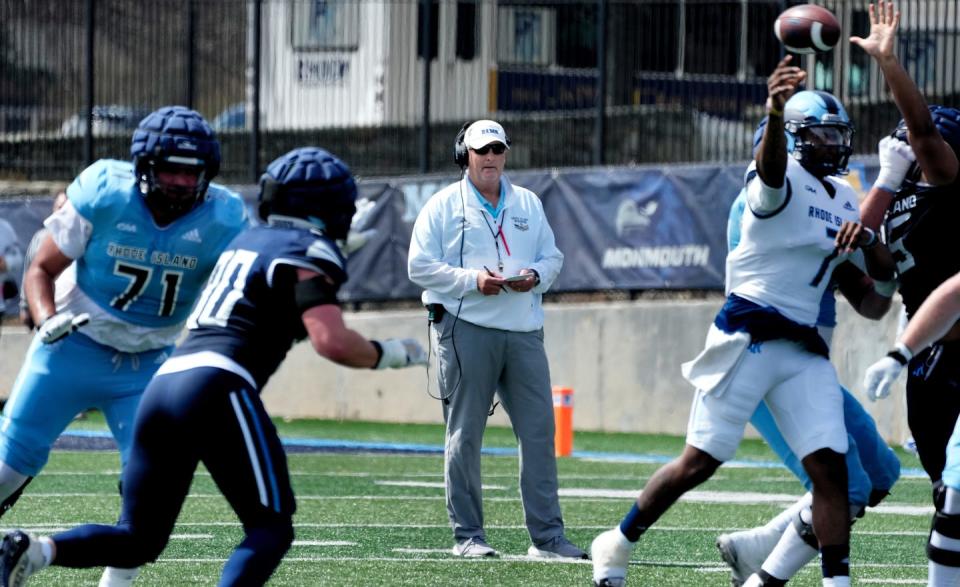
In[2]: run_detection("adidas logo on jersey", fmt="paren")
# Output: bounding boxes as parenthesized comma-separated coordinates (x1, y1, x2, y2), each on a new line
(843, 201, 856, 211)
(181, 228, 202, 243)
(116, 222, 138, 233)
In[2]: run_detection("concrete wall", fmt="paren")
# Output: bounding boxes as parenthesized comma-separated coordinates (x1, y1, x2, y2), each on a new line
(0, 297, 909, 443)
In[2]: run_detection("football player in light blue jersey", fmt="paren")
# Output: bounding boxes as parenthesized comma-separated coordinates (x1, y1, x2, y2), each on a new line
(5, 106, 247, 587)
(717, 185, 901, 586)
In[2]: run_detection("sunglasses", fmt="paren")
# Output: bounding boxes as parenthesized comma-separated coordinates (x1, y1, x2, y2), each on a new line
(472, 143, 507, 156)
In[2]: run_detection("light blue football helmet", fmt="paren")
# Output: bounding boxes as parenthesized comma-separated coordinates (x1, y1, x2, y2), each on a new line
(782, 90, 854, 177)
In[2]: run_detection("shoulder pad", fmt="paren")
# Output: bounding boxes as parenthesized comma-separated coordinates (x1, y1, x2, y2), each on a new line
(66, 159, 136, 222)
(204, 183, 249, 229)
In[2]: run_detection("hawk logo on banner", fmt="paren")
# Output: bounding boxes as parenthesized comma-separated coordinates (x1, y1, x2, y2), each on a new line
(615, 198, 658, 237)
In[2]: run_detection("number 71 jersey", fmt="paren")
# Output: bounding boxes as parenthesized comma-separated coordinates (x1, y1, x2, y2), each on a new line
(69, 160, 248, 329)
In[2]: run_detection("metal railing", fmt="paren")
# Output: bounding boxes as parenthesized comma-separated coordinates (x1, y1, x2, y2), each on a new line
(0, 0, 957, 182)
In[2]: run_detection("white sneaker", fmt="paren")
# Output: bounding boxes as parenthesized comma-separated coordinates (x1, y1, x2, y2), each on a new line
(0, 531, 44, 587)
(716, 528, 779, 587)
(527, 535, 588, 560)
(99, 566, 141, 587)
(591, 528, 634, 586)
(451, 537, 498, 557)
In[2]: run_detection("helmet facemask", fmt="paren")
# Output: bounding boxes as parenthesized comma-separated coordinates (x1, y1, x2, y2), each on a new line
(138, 156, 209, 223)
(787, 120, 853, 178)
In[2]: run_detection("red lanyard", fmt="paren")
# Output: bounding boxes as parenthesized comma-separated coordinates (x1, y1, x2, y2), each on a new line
(481, 209, 510, 271)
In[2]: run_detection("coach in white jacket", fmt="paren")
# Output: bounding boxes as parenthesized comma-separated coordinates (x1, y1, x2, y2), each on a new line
(408, 120, 581, 560)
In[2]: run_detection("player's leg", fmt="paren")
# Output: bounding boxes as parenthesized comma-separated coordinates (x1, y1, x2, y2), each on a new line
(928, 414, 960, 586)
(766, 355, 849, 586)
(436, 317, 501, 553)
(498, 329, 583, 558)
(0, 371, 200, 582)
(201, 382, 296, 585)
(95, 345, 171, 587)
(592, 342, 780, 586)
(717, 402, 812, 586)
(0, 335, 95, 515)
(839, 387, 900, 505)
(906, 344, 960, 484)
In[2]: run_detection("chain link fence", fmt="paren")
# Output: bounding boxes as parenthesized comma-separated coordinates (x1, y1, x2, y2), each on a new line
(0, 0, 957, 182)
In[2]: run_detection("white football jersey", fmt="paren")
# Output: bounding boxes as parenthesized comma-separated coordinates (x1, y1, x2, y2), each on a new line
(726, 158, 860, 326)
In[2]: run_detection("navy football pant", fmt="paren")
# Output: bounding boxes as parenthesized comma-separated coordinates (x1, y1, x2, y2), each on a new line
(50, 367, 296, 586)
(907, 341, 960, 484)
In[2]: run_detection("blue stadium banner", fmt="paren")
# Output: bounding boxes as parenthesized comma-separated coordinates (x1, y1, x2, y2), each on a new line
(0, 160, 880, 304)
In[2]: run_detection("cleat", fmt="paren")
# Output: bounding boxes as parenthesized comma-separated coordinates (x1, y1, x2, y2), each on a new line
(591, 528, 634, 586)
(451, 536, 498, 557)
(527, 535, 588, 560)
(0, 531, 43, 587)
(716, 528, 779, 587)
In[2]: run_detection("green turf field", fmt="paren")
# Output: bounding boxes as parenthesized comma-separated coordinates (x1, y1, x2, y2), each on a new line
(3, 417, 930, 585)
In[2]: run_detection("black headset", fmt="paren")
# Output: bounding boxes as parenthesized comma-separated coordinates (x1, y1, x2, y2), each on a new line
(453, 121, 475, 169)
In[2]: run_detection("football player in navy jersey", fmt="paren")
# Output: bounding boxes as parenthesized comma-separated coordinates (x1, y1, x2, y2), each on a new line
(0, 147, 427, 587)
(3, 106, 248, 586)
(849, 3, 960, 584)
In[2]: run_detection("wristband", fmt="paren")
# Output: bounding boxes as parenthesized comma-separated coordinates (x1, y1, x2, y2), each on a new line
(887, 341, 913, 365)
(370, 340, 384, 369)
(861, 227, 879, 248)
(872, 279, 897, 297)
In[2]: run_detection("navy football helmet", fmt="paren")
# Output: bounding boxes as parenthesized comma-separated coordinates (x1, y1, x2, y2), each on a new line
(782, 90, 854, 177)
(258, 147, 357, 241)
(892, 106, 960, 187)
(131, 106, 220, 219)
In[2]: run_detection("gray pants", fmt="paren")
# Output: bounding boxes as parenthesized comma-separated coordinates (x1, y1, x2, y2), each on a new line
(433, 314, 564, 545)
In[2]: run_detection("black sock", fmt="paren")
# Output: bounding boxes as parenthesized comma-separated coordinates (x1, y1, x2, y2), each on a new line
(618, 503, 646, 542)
(820, 543, 850, 579)
(756, 569, 788, 586)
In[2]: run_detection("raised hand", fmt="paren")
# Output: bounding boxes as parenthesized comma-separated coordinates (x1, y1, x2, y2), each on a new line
(767, 55, 806, 113)
(850, 1, 900, 59)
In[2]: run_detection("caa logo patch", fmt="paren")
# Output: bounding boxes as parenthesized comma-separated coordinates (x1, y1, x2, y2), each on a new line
(116, 222, 137, 233)
(615, 198, 658, 237)
(512, 216, 529, 231)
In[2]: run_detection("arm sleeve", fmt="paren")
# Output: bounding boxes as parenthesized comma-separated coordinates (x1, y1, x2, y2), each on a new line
(43, 200, 92, 260)
(529, 198, 564, 294)
(745, 174, 790, 217)
(407, 195, 480, 298)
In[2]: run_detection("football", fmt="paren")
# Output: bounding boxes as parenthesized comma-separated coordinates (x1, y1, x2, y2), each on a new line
(774, 4, 841, 54)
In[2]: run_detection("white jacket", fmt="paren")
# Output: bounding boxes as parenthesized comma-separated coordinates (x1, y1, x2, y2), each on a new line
(408, 175, 563, 332)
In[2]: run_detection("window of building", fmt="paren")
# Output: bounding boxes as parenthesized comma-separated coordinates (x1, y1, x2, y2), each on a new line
(292, 0, 360, 50)
(456, 1, 478, 60)
(418, 0, 440, 61)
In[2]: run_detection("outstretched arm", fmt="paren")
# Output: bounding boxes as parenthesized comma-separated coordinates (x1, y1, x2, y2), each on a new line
(851, 1, 958, 185)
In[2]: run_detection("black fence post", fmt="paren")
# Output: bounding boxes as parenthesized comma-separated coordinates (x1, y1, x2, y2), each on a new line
(594, 0, 607, 166)
(419, 0, 432, 174)
(249, 0, 262, 182)
(83, 0, 95, 166)
(186, 0, 196, 108)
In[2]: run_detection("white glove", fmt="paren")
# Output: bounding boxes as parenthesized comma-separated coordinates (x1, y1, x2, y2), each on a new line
(374, 338, 428, 369)
(339, 228, 378, 256)
(38, 311, 90, 344)
(339, 198, 378, 255)
(863, 352, 908, 401)
(874, 136, 916, 193)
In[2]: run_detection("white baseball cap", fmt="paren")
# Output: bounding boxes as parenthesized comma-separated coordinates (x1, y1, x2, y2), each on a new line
(464, 120, 510, 150)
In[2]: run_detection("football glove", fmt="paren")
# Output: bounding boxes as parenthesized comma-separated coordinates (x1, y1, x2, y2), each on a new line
(874, 136, 916, 193)
(374, 338, 428, 369)
(38, 311, 90, 344)
(863, 342, 912, 401)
